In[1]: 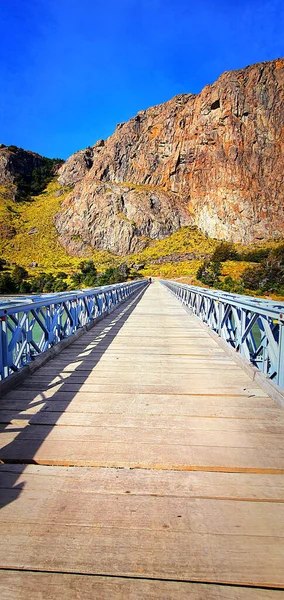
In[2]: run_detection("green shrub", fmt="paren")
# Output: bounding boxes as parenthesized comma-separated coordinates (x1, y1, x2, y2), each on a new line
(19, 281, 32, 294)
(71, 272, 84, 288)
(53, 279, 68, 292)
(15, 157, 64, 201)
(211, 242, 238, 262)
(78, 260, 97, 276)
(0, 274, 17, 293)
(240, 245, 284, 292)
(240, 248, 270, 263)
(196, 260, 222, 286)
(0, 259, 6, 272)
(11, 265, 28, 284)
(30, 272, 56, 293)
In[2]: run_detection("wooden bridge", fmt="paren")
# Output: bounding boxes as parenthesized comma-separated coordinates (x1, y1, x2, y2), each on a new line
(0, 281, 284, 598)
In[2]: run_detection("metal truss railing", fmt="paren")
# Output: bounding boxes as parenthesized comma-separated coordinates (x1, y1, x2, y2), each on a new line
(162, 280, 284, 389)
(0, 280, 147, 381)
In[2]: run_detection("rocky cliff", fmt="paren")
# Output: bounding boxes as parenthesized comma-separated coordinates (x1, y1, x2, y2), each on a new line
(54, 58, 284, 256)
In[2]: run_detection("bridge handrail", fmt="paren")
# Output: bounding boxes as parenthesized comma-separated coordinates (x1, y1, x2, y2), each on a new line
(161, 280, 284, 389)
(0, 279, 147, 381)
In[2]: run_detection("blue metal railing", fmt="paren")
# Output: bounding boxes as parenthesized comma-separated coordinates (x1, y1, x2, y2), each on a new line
(0, 280, 147, 381)
(162, 280, 284, 389)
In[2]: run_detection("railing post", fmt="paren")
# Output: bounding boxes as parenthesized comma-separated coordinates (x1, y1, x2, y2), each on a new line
(0, 316, 8, 379)
(218, 300, 223, 336)
(277, 322, 284, 388)
(239, 309, 246, 357)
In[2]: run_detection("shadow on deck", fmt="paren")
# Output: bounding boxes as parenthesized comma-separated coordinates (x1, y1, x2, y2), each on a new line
(0, 285, 148, 509)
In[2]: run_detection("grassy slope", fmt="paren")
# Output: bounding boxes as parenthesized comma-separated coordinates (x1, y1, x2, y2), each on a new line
(0, 180, 116, 275)
(0, 178, 283, 296)
(128, 228, 283, 289)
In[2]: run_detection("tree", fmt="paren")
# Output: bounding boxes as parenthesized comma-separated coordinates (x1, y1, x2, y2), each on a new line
(76, 260, 98, 287)
(83, 272, 98, 287)
(11, 265, 28, 285)
(30, 272, 56, 293)
(269, 244, 284, 266)
(241, 245, 284, 293)
(71, 272, 84, 288)
(211, 242, 238, 262)
(0, 259, 6, 272)
(19, 281, 32, 294)
(240, 248, 270, 263)
(54, 279, 68, 292)
(0, 274, 17, 294)
(196, 260, 222, 287)
(79, 260, 97, 277)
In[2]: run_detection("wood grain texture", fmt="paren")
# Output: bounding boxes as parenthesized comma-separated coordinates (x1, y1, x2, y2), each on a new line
(1, 571, 283, 600)
(1, 464, 284, 501)
(1, 521, 284, 586)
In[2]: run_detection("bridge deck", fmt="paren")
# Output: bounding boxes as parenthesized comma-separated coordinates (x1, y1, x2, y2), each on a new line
(1, 282, 284, 598)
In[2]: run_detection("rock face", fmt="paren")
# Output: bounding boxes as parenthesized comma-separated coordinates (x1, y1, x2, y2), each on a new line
(57, 140, 104, 187)
(52, 59, 284, 253)
(55, 182, 189, 255)
(0, 145, 62, 201)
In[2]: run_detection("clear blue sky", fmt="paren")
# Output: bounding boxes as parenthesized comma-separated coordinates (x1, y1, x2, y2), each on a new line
(0, 0, 283, 159)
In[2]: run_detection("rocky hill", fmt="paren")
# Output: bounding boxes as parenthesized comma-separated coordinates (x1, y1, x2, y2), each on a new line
(0, 58, 283, 267)
(54, 58, 284, 256)
(0, 144, 63, 202)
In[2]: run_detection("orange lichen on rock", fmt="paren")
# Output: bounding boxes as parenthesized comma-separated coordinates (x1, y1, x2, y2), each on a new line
(149, 123, 163, 138)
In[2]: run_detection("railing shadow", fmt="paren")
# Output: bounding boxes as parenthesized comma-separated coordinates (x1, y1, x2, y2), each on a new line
(0, 285, 148, 509)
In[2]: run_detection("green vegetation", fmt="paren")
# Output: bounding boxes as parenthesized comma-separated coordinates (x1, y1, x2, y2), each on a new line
(15, 159, 63, 200)
(0, 259, 140, 295)
(70, 260, 138, 288)
(0, 267, 68, 294)
(195, 242, 284, 297)
(196, 260, 222, 287)
(240, 245, 284, 295)
(4, 145, 64, 200)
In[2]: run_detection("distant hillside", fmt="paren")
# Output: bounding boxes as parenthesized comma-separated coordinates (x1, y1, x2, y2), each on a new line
(0, 176, 283, 298)
(0, 144, 63, 202)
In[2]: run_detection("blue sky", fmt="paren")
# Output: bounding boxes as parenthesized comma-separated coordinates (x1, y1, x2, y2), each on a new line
(0, 0, 283, 159)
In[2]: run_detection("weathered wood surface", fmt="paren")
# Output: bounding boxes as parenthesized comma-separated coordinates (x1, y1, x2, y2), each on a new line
(1, 282, 284, 597)
(1, 571, 283, 600)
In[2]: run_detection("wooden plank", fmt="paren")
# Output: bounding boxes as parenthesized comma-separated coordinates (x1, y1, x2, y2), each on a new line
(1, 424, 284, 453)
(2, 410, 284, 432)
(0, 521, 283, 587)
(1, 464, 284, 501)
(1, 571, 283, 600)
(17, 382, 267, 396)
(2, 389, 272, 404)
(1, 476, 284, 534)
(0, 397, 280, 421)
(59, 348, 226, 356)
(24, 371, 253, 385)
(34, 363, 242, 375)
(49, 351, 229, 364)
(1, 437, 284, 471)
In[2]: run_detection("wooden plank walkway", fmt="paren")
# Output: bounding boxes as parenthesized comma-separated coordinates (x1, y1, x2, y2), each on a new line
(1, 281, 284, 598)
